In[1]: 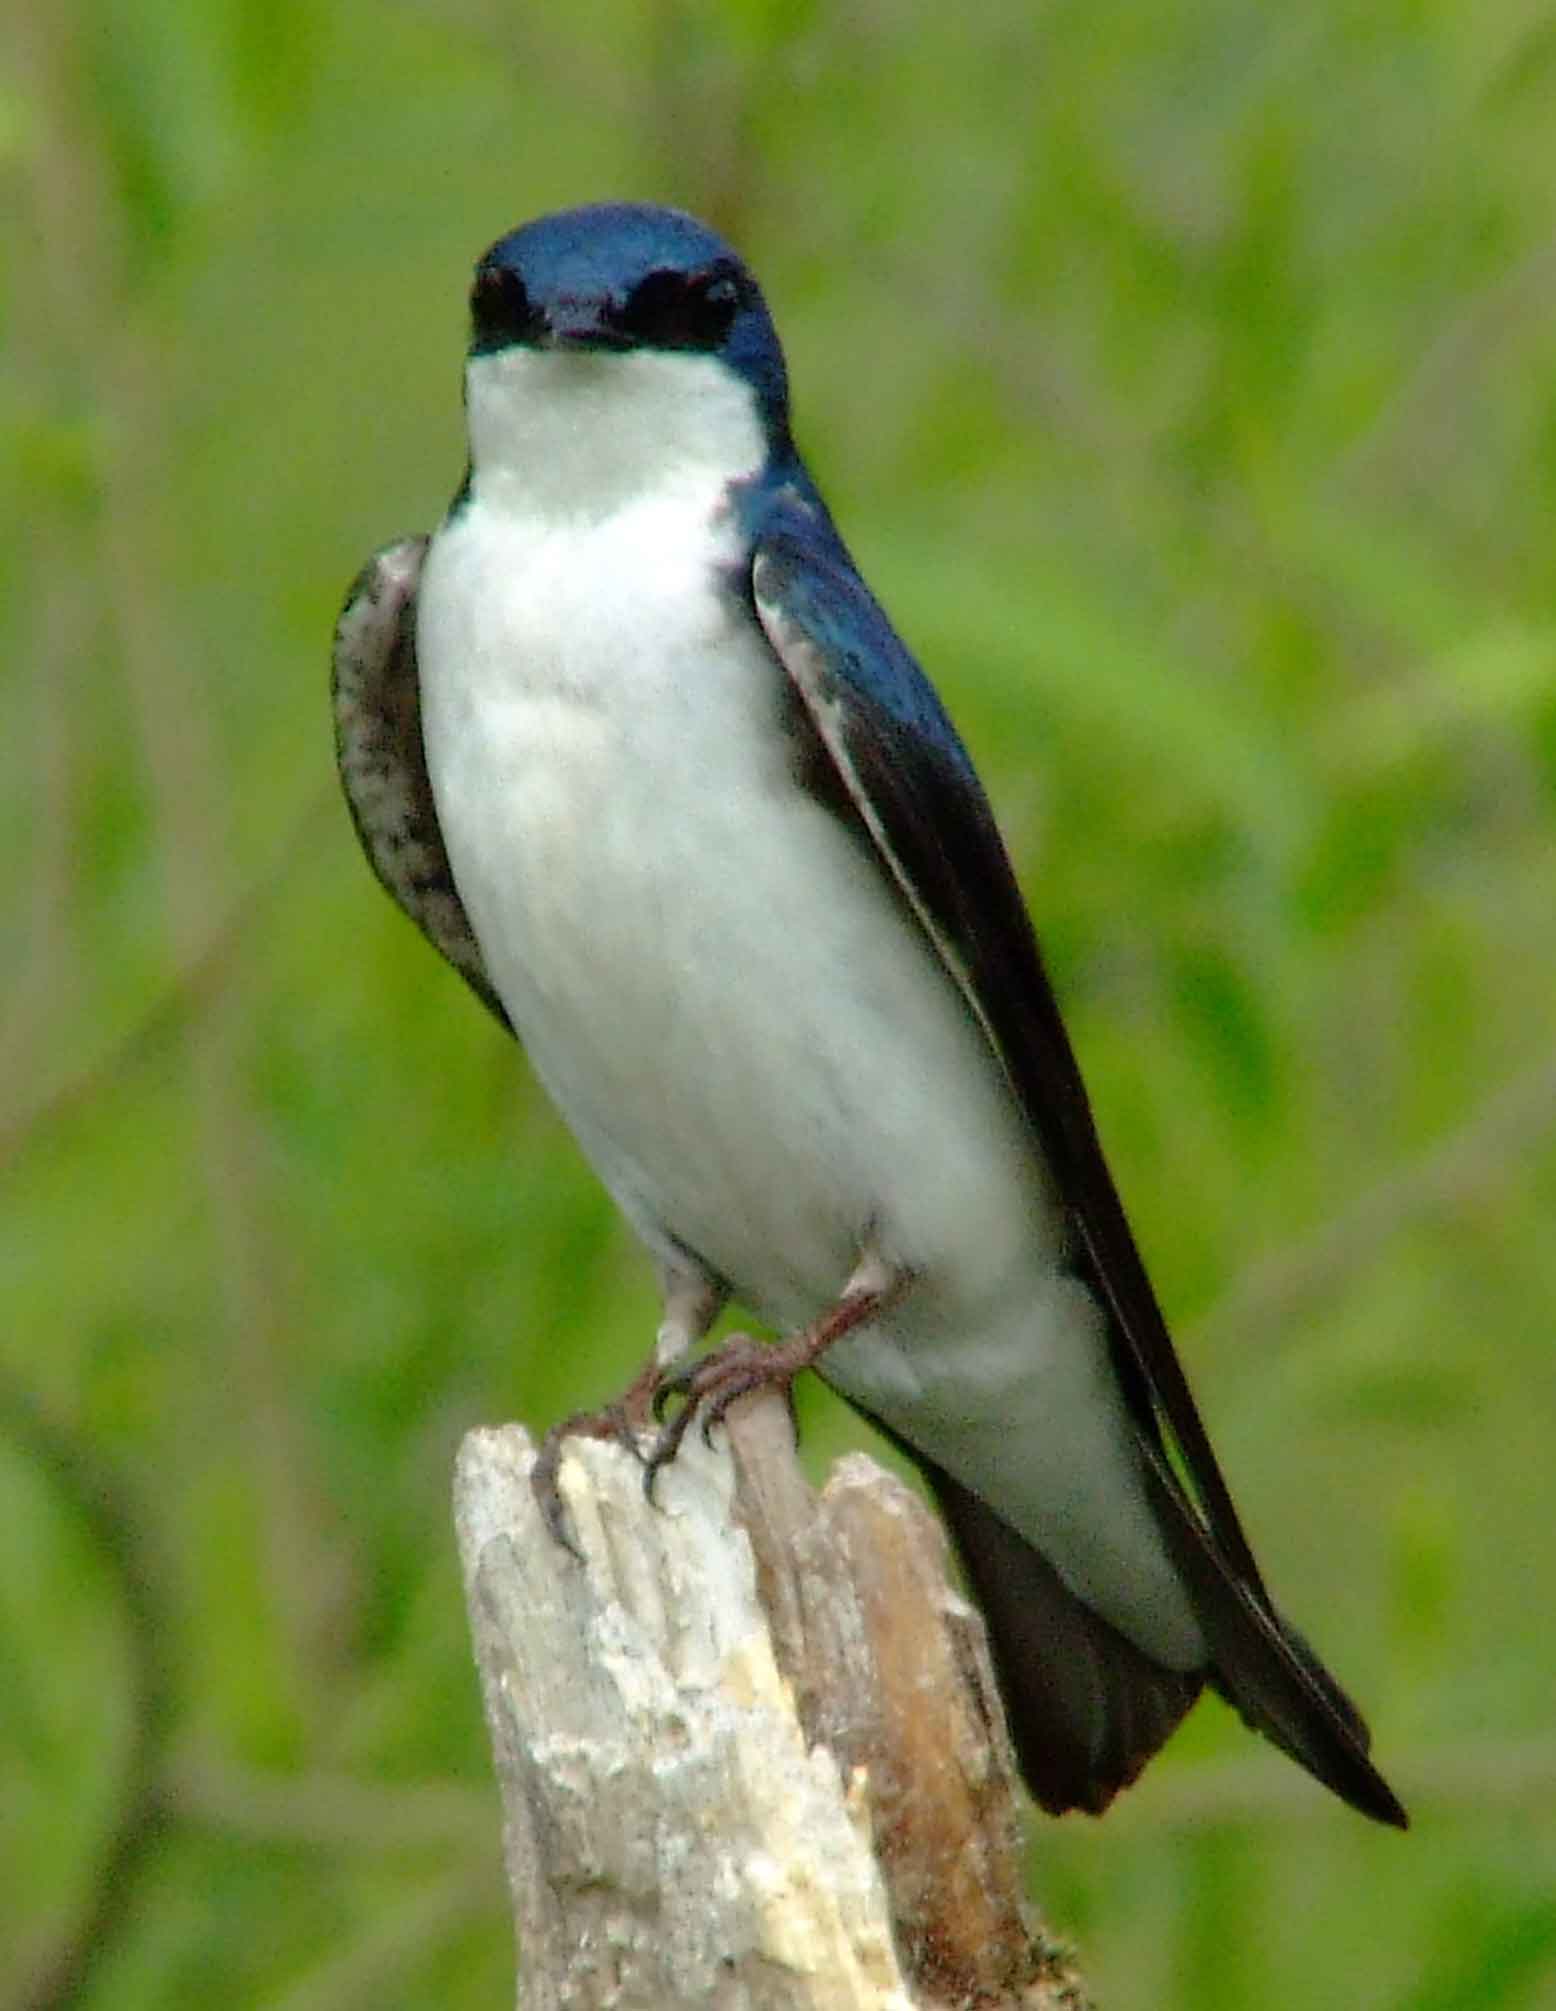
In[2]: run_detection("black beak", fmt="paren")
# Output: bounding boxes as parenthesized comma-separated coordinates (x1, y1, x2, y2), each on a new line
(540, 298, 633, 353)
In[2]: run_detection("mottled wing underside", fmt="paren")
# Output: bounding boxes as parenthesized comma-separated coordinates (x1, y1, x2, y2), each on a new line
(332, 537, 512, 1033)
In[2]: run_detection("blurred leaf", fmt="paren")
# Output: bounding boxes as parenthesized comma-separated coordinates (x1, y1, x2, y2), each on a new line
(1169, 939, 1282, 1134)
(1385, 1481, 1459, 1659)
(13, 411, 103, 517)
(1328, 1362, 1478, 1429)
(227, 0, 321, 138)
(886, 531, 1313, 859)
(1484, 16, 1556, 111)
(1324, 624, 1556, 775)
(1405, 1894, 1556, 2011)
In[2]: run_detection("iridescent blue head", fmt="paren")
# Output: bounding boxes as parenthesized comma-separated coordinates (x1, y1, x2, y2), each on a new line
(469, 202, 791, 443)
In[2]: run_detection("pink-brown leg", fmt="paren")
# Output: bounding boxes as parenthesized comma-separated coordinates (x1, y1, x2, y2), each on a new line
(644, 1249, 908, 1494)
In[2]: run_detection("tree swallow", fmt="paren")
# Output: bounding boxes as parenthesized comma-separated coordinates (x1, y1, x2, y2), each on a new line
(333, 201, 1406, 1826)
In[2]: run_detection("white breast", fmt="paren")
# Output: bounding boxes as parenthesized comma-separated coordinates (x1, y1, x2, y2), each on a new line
(419, 470, 1044, 1311)
(414, 345, 1204, 1668)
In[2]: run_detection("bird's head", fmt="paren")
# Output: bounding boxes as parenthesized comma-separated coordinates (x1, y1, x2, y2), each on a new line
(461, 203, 790, 516)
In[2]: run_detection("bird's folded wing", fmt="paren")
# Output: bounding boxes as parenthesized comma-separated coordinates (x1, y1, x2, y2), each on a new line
(751, 507, 1405, 1826)
(332, 538, 513, 1034)
(749, 505, 1251, 1561)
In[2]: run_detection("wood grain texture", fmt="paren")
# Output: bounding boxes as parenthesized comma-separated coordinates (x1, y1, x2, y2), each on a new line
(454, 1394, 1088, 2009)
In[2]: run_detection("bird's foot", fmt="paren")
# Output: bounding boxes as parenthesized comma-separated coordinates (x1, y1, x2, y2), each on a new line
(530, 1349, 664, 1557)
(643, 1332, 795, 1492)
(643, 1257, 904, 1495)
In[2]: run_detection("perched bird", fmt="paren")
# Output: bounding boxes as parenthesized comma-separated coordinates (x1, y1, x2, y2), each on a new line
(333, 201, 1406, 1826)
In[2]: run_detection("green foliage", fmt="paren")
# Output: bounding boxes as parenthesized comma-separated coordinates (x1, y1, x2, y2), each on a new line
(4, 0, 1555, 2002)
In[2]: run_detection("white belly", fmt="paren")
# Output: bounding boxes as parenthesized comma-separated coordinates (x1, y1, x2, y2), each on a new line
(418, 484, 1050, 1307)
(416, 481, 1204, 1668)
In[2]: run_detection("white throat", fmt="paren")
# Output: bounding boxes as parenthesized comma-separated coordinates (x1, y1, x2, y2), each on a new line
(463, 346, 768, 526)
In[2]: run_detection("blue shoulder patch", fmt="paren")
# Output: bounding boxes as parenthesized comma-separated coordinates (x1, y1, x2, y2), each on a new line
(741, 479, 980, 785)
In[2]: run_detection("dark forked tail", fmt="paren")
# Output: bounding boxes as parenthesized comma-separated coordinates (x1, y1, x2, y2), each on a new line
(923, 1451, 1407, 1826)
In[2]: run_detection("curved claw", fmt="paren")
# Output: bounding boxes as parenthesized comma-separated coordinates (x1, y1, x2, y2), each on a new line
(531, 1416, 590, 1559)
(641, 1399, 703, 1500)
(532, 1399, 651, 1554)
(651, 1366, 689, 1423)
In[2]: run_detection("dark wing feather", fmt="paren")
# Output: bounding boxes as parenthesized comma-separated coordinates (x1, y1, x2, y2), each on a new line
(750, 501, 1405, 1827)
(332, 538, 512, 1034)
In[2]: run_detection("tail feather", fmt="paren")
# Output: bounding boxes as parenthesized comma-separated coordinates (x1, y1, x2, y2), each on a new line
(927, 1461, 1201, 1816)
(924, 1442, 1407, 1828)
(855, 1406, 1406, 1826)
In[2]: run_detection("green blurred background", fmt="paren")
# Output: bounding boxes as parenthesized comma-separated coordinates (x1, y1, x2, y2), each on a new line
(6, 1, 1556, 2004)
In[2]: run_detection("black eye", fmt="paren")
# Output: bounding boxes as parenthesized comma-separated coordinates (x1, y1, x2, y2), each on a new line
(621, 265, 741, 351)
(470, 262, 540, 352)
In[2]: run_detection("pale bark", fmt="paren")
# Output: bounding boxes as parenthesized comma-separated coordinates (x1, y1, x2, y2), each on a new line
(454, 1391, 1088, 2009)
